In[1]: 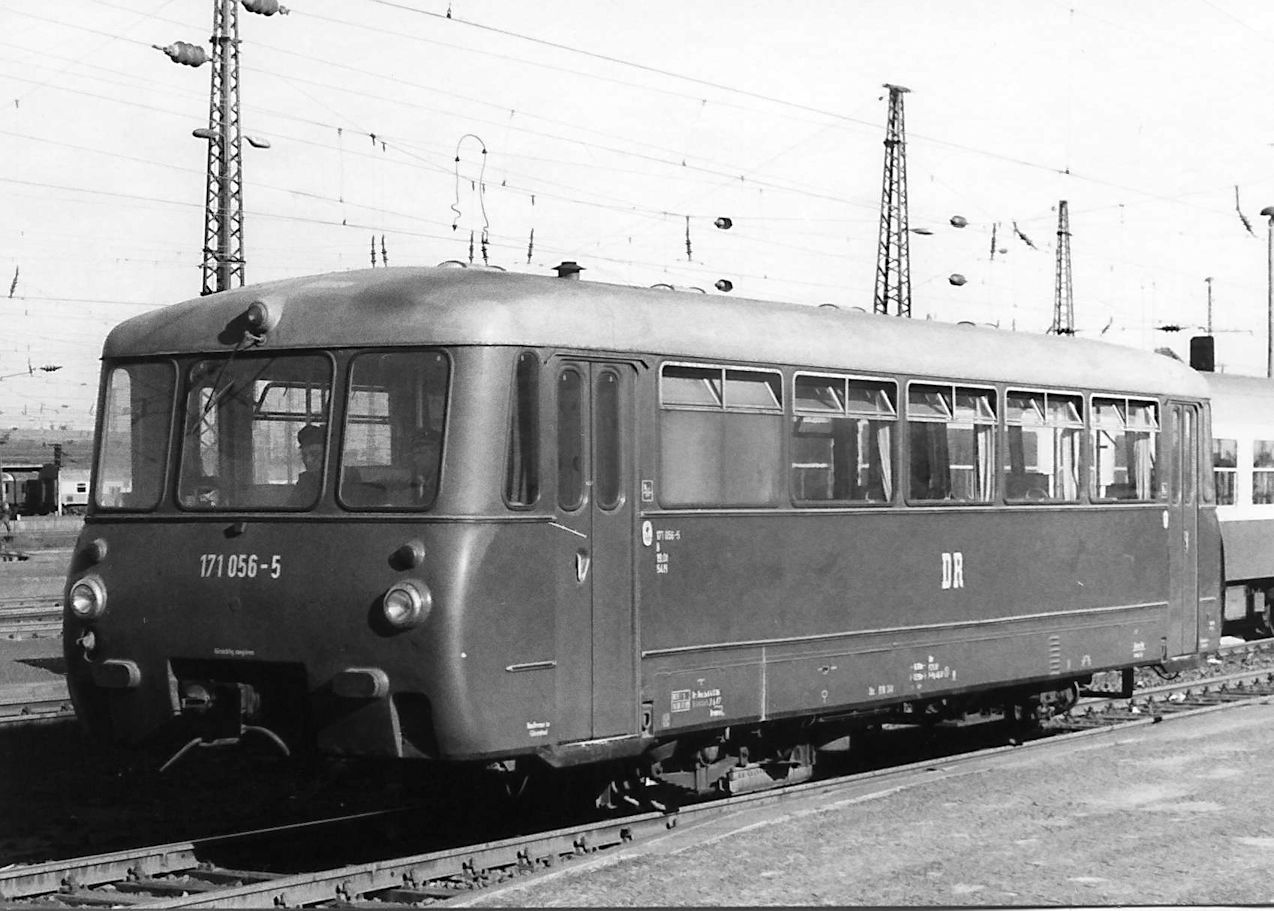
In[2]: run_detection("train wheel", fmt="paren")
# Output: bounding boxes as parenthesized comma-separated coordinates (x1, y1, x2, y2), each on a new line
(1002, 700, 1038, 741)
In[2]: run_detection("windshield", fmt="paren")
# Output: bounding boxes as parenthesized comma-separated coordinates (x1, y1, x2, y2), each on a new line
(178, 353, 333, 510)
(95, 362, 177, 510)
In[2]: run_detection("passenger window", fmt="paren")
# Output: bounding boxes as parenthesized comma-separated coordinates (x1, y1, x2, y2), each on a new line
(1092, 397, 1160, 501)
(659, 363, 783, 507)
(505, 351, 540, 507)
(792, 374, 896, 503)
(907, 384, 996, 502)
(339, 350, 449, 510)
(1213, 438, 1236, 506)
(1253, 440, 1274, 505)
(557, 368, 585, 510)
(1004, 391, 1083, 501)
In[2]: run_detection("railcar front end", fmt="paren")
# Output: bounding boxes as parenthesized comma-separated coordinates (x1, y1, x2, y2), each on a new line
(64, 339, 574, 763)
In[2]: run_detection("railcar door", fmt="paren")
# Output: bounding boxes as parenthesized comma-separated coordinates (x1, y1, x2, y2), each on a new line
(1168, 401, 1200, 655)
(553, 360, 637, 741)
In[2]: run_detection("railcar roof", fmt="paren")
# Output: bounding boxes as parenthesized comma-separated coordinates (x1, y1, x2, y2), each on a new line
(105, 266, 1207, 397)
(1203, 371, 1274, 425)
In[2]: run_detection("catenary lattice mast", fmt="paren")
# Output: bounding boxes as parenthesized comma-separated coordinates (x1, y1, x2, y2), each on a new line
(873, 84, 911, 317)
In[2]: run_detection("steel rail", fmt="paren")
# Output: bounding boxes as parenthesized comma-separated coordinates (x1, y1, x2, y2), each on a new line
(6, 658, 1274, 906)
(0, 681, 1254, 908)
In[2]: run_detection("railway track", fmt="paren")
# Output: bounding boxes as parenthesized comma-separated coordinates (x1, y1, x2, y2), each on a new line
(0, 609, 61, 641)
(0, 680, 72, 727)
(0, 595, 62, 641)
(3, 666, 1271, 908)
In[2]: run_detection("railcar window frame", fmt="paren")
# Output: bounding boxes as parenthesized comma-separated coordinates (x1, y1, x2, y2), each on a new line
(1090, 395, 1162, 502)
(1210, 438, 1237, 506)
(94, 359, 177, 512)
(557, 366, 586, 511)
(504, 350, 542, 509)
(1003, 388, 1084, 504)
(657, 361, 785, 508)
(1253, 439, 1274, 505)
(337, 348, 451, 512)
(790, 371, 897, 506)
(175, 351, 335, 511)
(594, 368, 624, 511)
(904, 381, 997, 504)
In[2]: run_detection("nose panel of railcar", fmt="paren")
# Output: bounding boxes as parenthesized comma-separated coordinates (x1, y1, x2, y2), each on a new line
(63, 519, 450, 757)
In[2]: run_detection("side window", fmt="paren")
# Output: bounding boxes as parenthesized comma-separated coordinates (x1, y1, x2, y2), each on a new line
(1212, 438, 1236, 506)
(557, 368, 585, 510)
(791, 374, 896, 503)
(505, 351, 540, 507)
(659, 363, 783, 507)
(1253, 440, 1274, 505)
(339, 350, 449, 510)
(1004, 391, 1083, 502)
(95, 362, 176, 510)
(907, 384, 996, 502)
(1092, 397, 1160, 501)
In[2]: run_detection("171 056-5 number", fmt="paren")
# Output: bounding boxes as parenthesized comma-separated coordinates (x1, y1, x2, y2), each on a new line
(199, 553, 282, 579)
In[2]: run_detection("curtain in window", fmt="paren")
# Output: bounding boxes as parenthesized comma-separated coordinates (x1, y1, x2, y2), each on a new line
(1130, 433, 1154, 498)
(876, 423, 892, 500)
(1056, 429, 1078, 500)
(975, 425, 994, 499)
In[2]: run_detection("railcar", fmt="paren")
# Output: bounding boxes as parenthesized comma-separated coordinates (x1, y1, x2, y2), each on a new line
(1203, 372, 1274, 637)
(64, 266, 1221, 796)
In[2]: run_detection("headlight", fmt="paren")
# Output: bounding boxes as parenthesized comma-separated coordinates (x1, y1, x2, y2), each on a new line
(381, 580, 431, 630)
(69, 575, 107, 620)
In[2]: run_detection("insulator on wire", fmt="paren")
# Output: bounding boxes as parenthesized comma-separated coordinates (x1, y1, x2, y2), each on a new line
(242, 0, 288, 15)
(715, 279, 733, 292)
(949, 273, 967, 286)
(714, 217, 733, 230)
(370, 235, 377, 268)
(381, 235, 388, 267)
(527, 227, 535, 264)
(468, 230, 475, 265)
(685, 216, 692, 262)
(156, 41, 208, 67)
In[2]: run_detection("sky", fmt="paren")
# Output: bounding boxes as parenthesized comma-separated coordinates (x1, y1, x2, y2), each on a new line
(5, 0, 1274, 431)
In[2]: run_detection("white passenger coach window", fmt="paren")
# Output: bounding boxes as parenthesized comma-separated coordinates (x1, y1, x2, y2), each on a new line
(1253, 440, 1274, 505)
(1213, 438, 1237, 506)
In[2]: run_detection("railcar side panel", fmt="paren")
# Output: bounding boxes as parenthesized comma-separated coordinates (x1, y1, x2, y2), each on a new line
(636, 507, 1176, 733)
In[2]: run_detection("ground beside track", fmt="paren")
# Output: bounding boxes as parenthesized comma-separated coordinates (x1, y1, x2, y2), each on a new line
(464, 701, 1274, 907)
